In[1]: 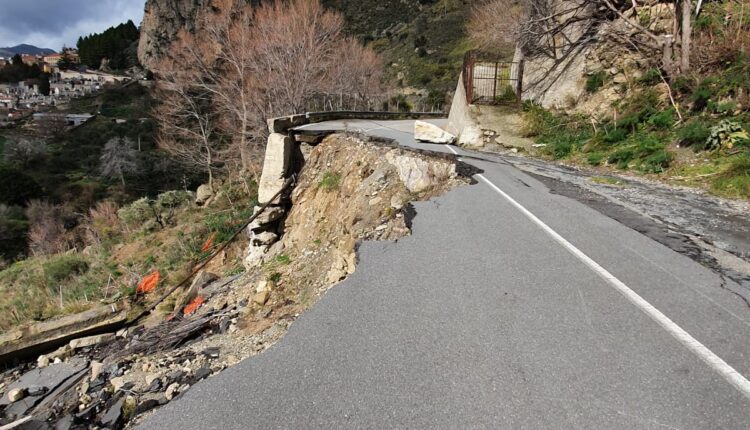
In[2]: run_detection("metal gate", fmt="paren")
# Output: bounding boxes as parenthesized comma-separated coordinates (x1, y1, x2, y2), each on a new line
(462, 51, 523, 105)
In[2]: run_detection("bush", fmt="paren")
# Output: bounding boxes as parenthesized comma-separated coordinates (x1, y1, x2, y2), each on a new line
(608, 147, 636, 169)
(602, 128, 629, 144)
(586, 72, 606, 93)
(691, 80, 715, 111)
(641, 150, 673, 173)
(647, 109, 675, 129)
(677, 121, 712, 149)
(638, 68, 662, 85)
(43, 254, 89, 287)
(587, 152, 605, 166)
(117, 197, 153, 230)
(521, 102, 559, 137)
(706, 120, 750, 151)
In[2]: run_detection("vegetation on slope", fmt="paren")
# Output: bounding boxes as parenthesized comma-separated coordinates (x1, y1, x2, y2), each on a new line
(325, 0, 476, 110)
(521, 1, 750, 199)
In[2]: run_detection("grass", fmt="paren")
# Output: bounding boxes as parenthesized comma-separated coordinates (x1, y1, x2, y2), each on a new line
(711, 155, 750, 198)
(0, 178, 259, 330)
(319, 171, 341, 190)
(590, 176, 626, 186)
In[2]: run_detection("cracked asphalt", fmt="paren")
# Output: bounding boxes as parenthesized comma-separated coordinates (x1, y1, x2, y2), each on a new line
(141, 120, 750, 429)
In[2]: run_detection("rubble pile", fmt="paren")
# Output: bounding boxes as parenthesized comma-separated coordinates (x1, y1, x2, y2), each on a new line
(1, 127, 471, 429)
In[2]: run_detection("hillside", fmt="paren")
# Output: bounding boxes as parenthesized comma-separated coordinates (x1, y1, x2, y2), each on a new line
(0, 44, 55, 57)
(325, 0, 476, 109)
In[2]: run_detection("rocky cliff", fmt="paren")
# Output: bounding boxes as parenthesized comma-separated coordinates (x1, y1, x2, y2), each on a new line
(137, 0, 206, 70)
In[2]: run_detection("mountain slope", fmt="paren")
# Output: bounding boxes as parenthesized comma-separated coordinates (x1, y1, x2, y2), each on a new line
(0, 44, 56, 57)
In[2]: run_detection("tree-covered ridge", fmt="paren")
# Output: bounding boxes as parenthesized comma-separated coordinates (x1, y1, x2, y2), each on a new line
(77, 20, 140, 70)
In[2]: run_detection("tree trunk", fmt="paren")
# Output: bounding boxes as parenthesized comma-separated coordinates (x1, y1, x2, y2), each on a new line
(680, 0, 692, 73)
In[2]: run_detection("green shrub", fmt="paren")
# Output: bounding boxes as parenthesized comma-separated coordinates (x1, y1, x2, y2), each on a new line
(608, 147, 636, 169)
(43, 255, 89, 288)
(602, 128, 629, 144)
(638, 68, 662, 85)
(587, 152, 605, 166)
(521, 103, 558, 137)
(586, 72, 606, 93)
(691, 80, 715, 111)
(647, 109, 675, 129)
(641, 150, 673, 173)
(117, 197, 153, 229)
(677, 121, 712, 149)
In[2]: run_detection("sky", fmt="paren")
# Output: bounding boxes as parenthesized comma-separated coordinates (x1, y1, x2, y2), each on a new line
(0, 0, 145, 51)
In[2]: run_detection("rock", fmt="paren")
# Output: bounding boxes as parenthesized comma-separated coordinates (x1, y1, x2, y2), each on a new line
(55, 415, 73, 430)
(458, 124, 484, 148)
(165, 383, 180, 401)
(368, 197, 382, 206)
(136, 397, 162, 414)
(26, 386, 47, 396)
(256, 280, 270, 293)
(202, 347, 220, 359)
(195, 184, 213, 206)
(252, 205, 286, 226)
(252, 231, 279, 246)
(147, 377, 162, 393)
(613, 74, 627, 84)
(390, 195, 404, 210)
(69, 333, 115, 350)
(193, 367, 211, 382)
(385, 150, 457, 193)
(138, 0, 206, 69)
(110, 376, 126, 392)
(7, 388, 25, 402)
(414, 120, 456, 144)
(251, 290, 270, 306)
(173, 270, 218, 315)
(37, 355, 50, 368)
(258, 133, 293, 204)
(99, 398, 124, 428)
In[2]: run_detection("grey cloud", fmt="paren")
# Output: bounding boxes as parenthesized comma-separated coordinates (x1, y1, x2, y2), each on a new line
(0, 0, 144, 50)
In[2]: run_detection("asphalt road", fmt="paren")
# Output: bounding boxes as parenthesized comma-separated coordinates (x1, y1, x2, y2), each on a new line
(142, 120, 750, 429)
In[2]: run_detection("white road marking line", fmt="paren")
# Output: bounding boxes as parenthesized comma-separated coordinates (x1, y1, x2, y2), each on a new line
(444, 144, 750, 400)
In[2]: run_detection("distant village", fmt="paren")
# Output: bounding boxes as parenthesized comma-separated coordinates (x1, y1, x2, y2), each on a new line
(0, 48, 131, 127)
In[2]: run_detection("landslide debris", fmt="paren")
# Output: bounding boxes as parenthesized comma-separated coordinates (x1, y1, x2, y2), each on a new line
(0, 133, 472, 429)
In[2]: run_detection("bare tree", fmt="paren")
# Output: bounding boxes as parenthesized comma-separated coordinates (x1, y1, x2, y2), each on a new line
(154, 0, 384, 183)
(100, 137, 139, 186)
(25, 200, 68, 256)
(473, 0, 702, 75)
(153, 49, 223, 191)
(3, 137, 47, 167)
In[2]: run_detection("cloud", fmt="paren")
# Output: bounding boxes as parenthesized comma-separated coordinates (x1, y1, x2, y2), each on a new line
(0, 0, 144, 50)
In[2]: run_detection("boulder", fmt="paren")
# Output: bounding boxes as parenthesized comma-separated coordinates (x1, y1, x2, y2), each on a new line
(414, 120, 456, 144)
(258, 133, 293, 205)
(251, 290, 270, 306)
(195, 184, 213, 206)
(385, 151, 457, 193)
(252, 205, 286, 226)
(252, 231, 279, 246)
(7, 388, 25, 403)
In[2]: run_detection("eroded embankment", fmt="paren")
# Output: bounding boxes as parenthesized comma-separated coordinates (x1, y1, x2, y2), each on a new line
(0, 133, 473, 429)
